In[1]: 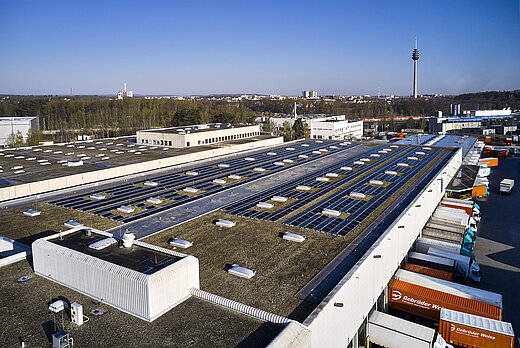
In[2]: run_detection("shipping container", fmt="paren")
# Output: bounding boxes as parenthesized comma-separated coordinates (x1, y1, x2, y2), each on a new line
(478, 158, 498, 167)
(440, 198, 476, 216)
(388, 279, 501, 321)
(472, 185, 487, 198)
(439, 308, 515, 348)
(368, 311, 453, 348)
(402, 262, 453, 281)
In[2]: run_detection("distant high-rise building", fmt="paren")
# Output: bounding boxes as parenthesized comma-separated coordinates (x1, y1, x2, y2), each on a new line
(412, 36, 419, 98)
(117, 82, 134, 99)
(302, 90, 318, 99)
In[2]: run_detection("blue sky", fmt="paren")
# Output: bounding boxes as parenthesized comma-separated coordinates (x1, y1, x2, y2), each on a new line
(1, 0, 519, 96)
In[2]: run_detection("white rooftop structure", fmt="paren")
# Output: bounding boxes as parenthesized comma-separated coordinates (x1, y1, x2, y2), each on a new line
(270, 114, 363, 140)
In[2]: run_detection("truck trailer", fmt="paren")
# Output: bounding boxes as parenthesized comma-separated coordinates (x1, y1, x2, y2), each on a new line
(439, 308, 515, 348)
(401, 262, 453, 281)
(416, 235, 475, 260)
(368, 310, 453, 348)
(427, 247, 480, 283)
(388, 278, 501, 322)
(500, 179, 514, 194)
(408, 251, 457, 273)
(440, 198, 480, 218)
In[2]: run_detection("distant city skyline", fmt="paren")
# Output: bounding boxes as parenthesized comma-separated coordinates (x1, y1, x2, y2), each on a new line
(1, 0, 519, 96)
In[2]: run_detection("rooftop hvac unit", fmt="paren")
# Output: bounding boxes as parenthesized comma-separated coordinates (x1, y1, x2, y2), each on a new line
(117, 206, 135, 214)
(256, 202, 274, 209)
(218, 164, 230, 168)
(23, 209, 41, 217)
(286, 147, 296, 151)
(88, 237, 117, 250)
(49, 300, 68, 313)
(282, 159, 294, 163)
(325, 172, 338, 177)
(298, 154, 309, 159)
(146, 197, 163, 205)
(186, 171, 199, 176)
(370, 154, 381, 157)
(271, 196, 287, 202)
(296, 185, 311, 191)
(169, 238, 193, 249)
(397, 163, 409, 167)
(369, 180, 384, 186)
(71, 302, 84, 326)
(213, 179, 227, 184)
(350, 192, 366, 199)
(353, 161, 364, 165)
(282, 232, 306, 243)
(312, 151, 321, 154)
(273, 162, 285, 166)
(228, 174, 242, 180)
(322, 208, 341, 217)
(385, 170, 398, 175)
(266, 152, 277, 156)
(407, 156, 419, 160)
(52, 331, 72, 348)
(183, 187, 198, 193)
(144, 181, 158, 187)
(316, 177, 329, 182)
(341, 166, 353, 171)
(252, 167, 266, 172)
(64, 220, 83, 229)
(244, 157, 255, 161)
(228, 264, 256, 279)
(216, 219, 236, 228)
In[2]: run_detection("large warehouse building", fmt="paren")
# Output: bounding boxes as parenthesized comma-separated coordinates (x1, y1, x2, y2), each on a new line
(0, 116, 39, 148)
(2, 132, 512, 347)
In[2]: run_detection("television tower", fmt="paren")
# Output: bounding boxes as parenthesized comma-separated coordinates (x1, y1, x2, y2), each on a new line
(412, 36, 419, 98)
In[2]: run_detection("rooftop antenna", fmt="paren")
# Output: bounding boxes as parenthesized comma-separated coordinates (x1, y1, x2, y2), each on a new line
(293, 102, 297, 118)
(412, 36, 419, 98)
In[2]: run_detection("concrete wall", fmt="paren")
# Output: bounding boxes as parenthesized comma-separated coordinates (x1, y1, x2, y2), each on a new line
(303, 149, 462, 347)
(0, 136, 283, 201)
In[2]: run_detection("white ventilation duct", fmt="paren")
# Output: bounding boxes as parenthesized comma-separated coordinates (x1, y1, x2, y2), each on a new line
(322, 208, 341, 217)
(122, 233, 135, 248)
(117, 206, 135, 214)
(244, 157, 255, 161)
(266, 152, 277, 156)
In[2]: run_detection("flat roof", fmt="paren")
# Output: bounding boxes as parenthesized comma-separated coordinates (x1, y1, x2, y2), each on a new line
(138, 123, 256, 134)
(0, 260, 283, 347)
(0, 135, 275, 188)
(51, 230, 180, 274)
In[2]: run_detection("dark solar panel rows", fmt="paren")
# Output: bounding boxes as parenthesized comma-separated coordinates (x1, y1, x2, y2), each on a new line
(48, 140, 354, 223)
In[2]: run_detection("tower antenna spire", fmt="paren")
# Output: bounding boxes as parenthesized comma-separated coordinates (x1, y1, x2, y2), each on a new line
(412, 36, 419, 98)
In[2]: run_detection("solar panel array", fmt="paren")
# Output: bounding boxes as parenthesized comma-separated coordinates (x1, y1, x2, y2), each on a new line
(394, 134, 438, 145)
(48, 140, 354, 223)
(431, 135, 476, 158)
(226, 145, 451, 237)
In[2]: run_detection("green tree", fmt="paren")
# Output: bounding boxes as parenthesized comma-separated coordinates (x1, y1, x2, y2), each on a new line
(6, 130, 25, 148)
(262, 118, 276, 134)
(292, 118, 310, 139)
(278, 121, 295, 141)
(26, 130, 42, 146)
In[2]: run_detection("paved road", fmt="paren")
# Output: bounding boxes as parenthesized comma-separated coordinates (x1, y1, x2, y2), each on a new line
(109, 146, 370, 239)
(473, 156, 520, 334)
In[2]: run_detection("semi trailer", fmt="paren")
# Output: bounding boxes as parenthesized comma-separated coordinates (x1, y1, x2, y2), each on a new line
(427, 247, 480, 283)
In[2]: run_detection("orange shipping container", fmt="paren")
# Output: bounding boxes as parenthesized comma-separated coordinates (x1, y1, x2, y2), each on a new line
(479, 157, 498, 167)
(388, 279, 501, 322)
(402, 262, 453, 281)
(440, 202, 473, 216)
(472, 185, 487, 197)
(439, 308, 515, 348)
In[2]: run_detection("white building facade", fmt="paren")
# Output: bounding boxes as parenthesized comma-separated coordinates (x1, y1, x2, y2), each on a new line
(271, 115, 363, 140)
(0, 116, 39, 147)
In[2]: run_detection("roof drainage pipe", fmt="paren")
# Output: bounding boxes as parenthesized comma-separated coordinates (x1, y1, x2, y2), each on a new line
(190, 288, 292, 324)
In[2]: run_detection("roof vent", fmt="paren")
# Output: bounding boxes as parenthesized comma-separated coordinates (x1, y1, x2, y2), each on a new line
(186, 171, 199, 176)
(286, 147, 296, 151)
(325, 173, 338, 177)
(350, 192, 366, 199)
(282, 159, 294, 163)
(298, 154, 309, 159)
(218, 164, 230, 168)
(319, 148, 328, 152)
(415, 151, 426, 155)
(228, 174, 242, 180)
(122, 232, 135, 248)
(385, 170, 398, 175)
(390, 145, 399, 148)
(397, 163, 409, 167)
(329, 145, 338, 149)
(360, 158, 370, 162)
(315, 140, 323, 143)
(301, 143, 310, 147)
(252, 167, 266, 172)
(256, 202, 274, 209)
(322, 208, 341, 217)
(271, 196, 287, 202)
(282, 232, 306, 242)
(312, 150, 321, 154)
(88, 237, 117, 250)
(144, 181, 158, 187)
(316, 177, 329, 182)
(369, 179, 384, 186)
(228, 264, 256, 279)
(244, 157, 255, 161)
(146, 197, 163, 204)
(117, 206, 135, 214)
(370, 154, 381, 157)
(266, 152, 277, 156)
(216, 219, 236, 228)
(213, 179, 227, 184)
(23, 209, 41, 217)
(296, 185, 311, 191)
(407, 156, 419, 160)
(273, 161, 285, 166)
(422, 146, 432, 150)
(341, 166, 353, 171)
(64, 220, 84, 229)
(353, 161, 365, 165)
(183, 187, 198, 193)
(67, 160, 83, 167)
(170, 238, 193, 249)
